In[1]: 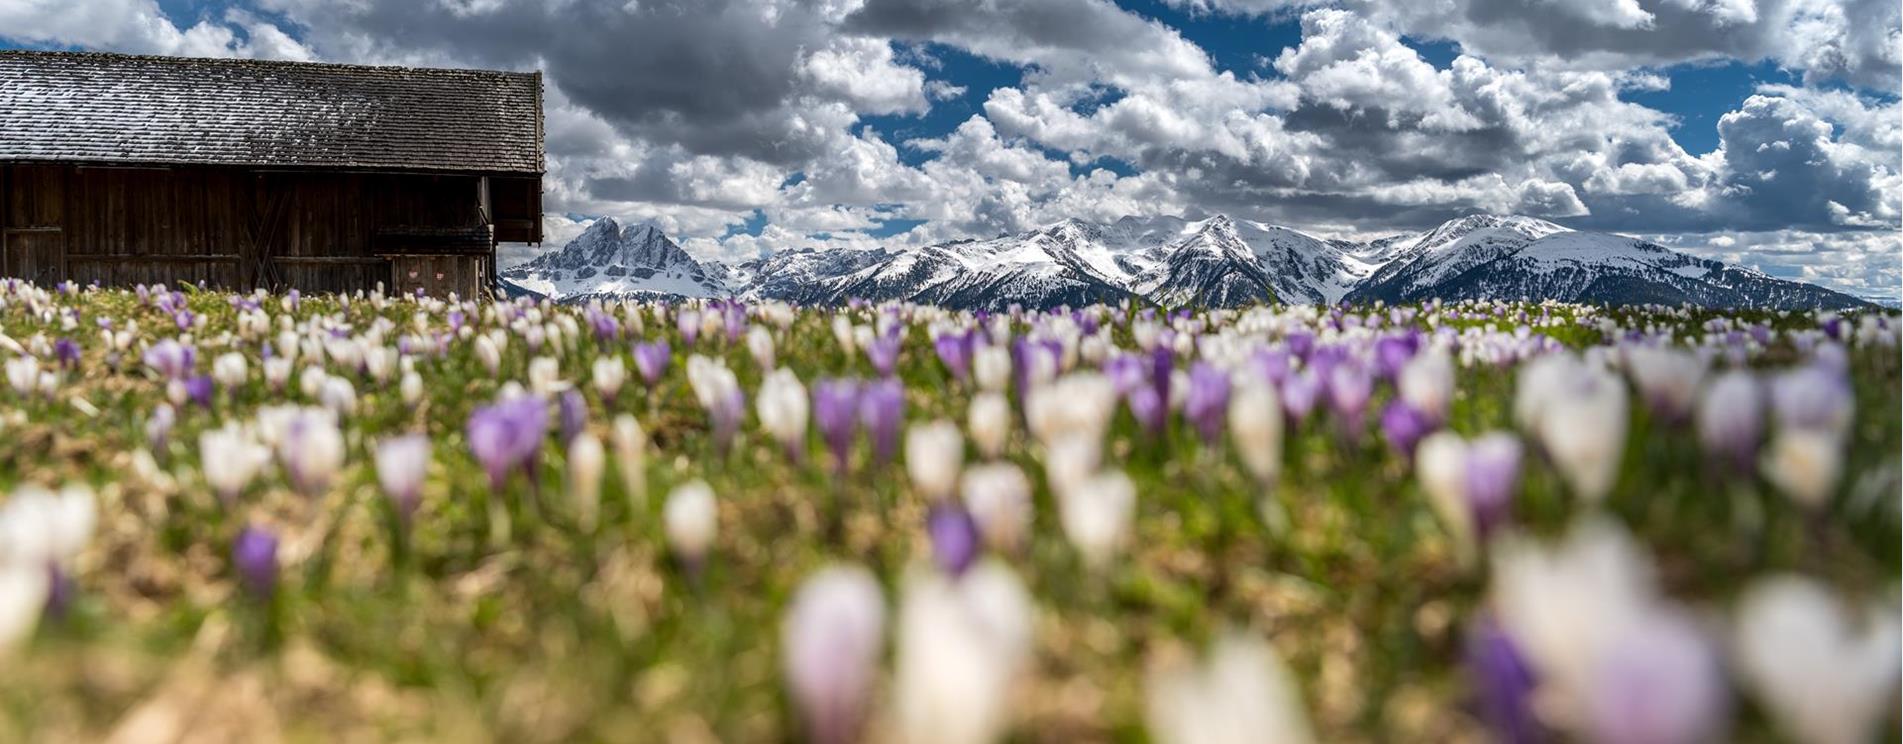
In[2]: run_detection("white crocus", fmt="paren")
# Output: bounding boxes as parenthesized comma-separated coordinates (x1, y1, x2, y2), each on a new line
(664, 479, 718, 565)
(966, 392, 1012, 460)
(474, 333, 502, 375)
(905, 420, 965, 502)
(399, 371, 424, 405)
(592, 355, 626, 401)
(831, 315, 856, 353)
(1536, 370, 1627, 502)
(212, 352, 248, 389)
(1733, 575, 1900, 744)
(1414, 432, 1472, 548)
(567, 432, 606, 531)
(1227, 380, 1283, 488)
(1623, 345, 1706, 421)
(199, 425, 270, 502)
(781, 565, 886, 744)
(1146, 631, 1315, 744)
(528, 356, 563, 396)
(1397, 349, 1455, 421)
(0, 561, 47, 650)
(1759, 429, 1843, 511)
(610, 414, 648, 508)
(893, 561, 1033, 744)
(1490, 518, 1656, 709)
(755, 368, 809, 458)
(1057, 469, 1135, 570)
(263, 356, 293, 390)
(5, 356, 37, 396)
(961, 463, 1032, 553)
(747, 325, 776, 370)
(972, 345, 1011, 393)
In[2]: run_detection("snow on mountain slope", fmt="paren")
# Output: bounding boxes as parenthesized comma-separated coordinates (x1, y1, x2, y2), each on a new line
(500, 217, 726, 301)
(508, 212, 1868, 311)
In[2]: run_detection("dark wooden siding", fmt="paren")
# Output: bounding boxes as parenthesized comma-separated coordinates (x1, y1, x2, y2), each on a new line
(0, 163, 513, 296)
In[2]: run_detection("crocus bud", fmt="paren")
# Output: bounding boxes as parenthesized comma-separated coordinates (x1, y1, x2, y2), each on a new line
(894, 562, 1033, 744)
(782, 565, 886, 744)
(212, 352, 248, 389)
(1416, 432, 1473, 548)
(1464, 433, 1522, 539)
(592, 355, 626, 404)
(633, 341, 671, 386)
(1586, 609, 1728, 744)
(1536, 370, 1627, 502)
(747, 325, 776, 370)
(961, 463, 1032, 553)
(1694, 370, 1761, 473)
(200, 425, 269, 503)
(1146, 631, 1316, 744)
(972, 345, 1011, 393)
(232, 525, 279, 599)
(474, 334, 502, 375)
(664, 480, 717, 569)
(278, 408, 345, 495)
(1227, 381, 1283, 487)
(400, 370, 424, 405)
(0, 562, 48, 649)
(566, 432, 606, 530)
(1623, 345, 1706, 423)
(1398, 349, 1455, 422)
(1463, 614, 1538, 744)
(1183, 363, 1231, 444)
(966, 392, 1012, 460)
(1058, 469, 1135, 570)
(1733, 575, 1900, 744)
(927, 504, 982, 577)
(1760, 429, 1842, 511)
(905, 420, 964, 502)
(374, 434, 431, 524)
(610, 414, 648, 507)
(757, 368, 810, 462)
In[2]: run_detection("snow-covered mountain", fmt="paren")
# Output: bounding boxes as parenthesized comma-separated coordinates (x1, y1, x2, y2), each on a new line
(500, 217, 726, 302)
(502, 213, 1870, 311)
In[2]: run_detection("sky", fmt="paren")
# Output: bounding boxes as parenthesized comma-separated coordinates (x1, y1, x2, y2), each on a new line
(3, 0, 1899, 301)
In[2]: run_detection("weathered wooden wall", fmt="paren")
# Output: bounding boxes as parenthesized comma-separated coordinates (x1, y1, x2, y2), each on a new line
(0, 163, 509, 296)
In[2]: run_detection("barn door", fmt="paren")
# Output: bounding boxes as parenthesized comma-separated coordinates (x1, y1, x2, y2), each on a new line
(2, 165, 66, 287)
(2, 231, 64, 286)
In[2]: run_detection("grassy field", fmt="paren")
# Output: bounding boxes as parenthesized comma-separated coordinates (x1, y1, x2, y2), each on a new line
(0, 281, 1894, 743)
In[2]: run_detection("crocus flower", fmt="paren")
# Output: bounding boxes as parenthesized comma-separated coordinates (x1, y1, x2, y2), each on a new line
(1146, 631, 1316, 744)
(893, 563, 1033, 744)
(1057, 470, 1135, 570)
(143, 339, 195, 380)
(1227, 381, 1283, 487)
(1623, 346, 1706, 423)
(664, 479, 718, 571)
(966, 392, 1012, 460)
(1732, 575, 1901, 744)
(1373, 333, 1418, 380)
(374, 434, 431, 524)
(905, 420, 964, 501)
(1694, 370, 1761, 473)
(858, 378, 904, 467)
(1464, 433, 1523, 539)
(200, 425, 270, 503)
(1379, 400, 1435, 459)
(1535, 368, 1627, 502)
(935, 331, 974, 382)
(1397, 350, 1455, 423)
(1769, 365, 1853, 438)
(185, 375, 214, 408)
(567, 432, 606, 530)
(927, 504, 982, 577)
(231, 525, 279, 600)
(466, 395, 550, 492)
(53, 338, 80, 370)
(1464, 614, 1540, 744)
(960, 463, 1031, 553)
(1760, 429, 1842, 511)
(633, 340, 671, 386)
(592, 356, 626, 405)
(782, 565, 886, 744)
(1279, 369, 1321, 426)
(1183, 363, 1231, 444)
(814, 380, 861, 473)
(866, 333, 901, 378)
(757, 368, 811, 462)
(972, 344, 1011, 392)
(1324, 361, 1372, 438)
(610, 414, 648, 507)
(145, 403, 176, 452)
(747, 325, 776, 370)
(1586, 609, 1728, 744)
(676, 309, 701, 346)
(558, 389, 589, 445)
(279, 408, 345, 495)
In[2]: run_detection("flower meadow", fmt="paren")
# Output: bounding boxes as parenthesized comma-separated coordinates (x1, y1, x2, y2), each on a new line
(0, 279, 1896, 743)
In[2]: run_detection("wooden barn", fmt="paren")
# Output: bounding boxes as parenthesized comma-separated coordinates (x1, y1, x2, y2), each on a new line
(0, 50, 543, 297)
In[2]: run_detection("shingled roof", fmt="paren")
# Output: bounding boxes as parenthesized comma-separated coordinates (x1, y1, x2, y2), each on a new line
(0, 51, 542, 174)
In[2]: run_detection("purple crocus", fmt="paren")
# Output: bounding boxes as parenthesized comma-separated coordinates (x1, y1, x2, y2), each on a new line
(1696, 370, 1762, 473)
(1103, 353, 1147, 396)
(858, 378, 904, 466)
(709, 386, 747, 456)
(1183, 362, 1231, 443)
(43, 564, 75, 620)
(1126, 386, 1167, 435)
(927, 504, 982, 577)
(1465, 614, 1541, 744)
(53, 338, 80, 370)
(185, 375, 215, 409)
(814, 380, 861, 473)
(1280, 369, 1321, 426)
(1465, 433, 1523, 538)
(1373, 334, 1419, 380)
(466, 396, 550, 491)
(232, 525, 280, 600)
(934, 331, 975, 381)
(1380, 400, 1436, 458)
(1770, 364, 1852, 435)
(1324, 361, 1373, 437)
(143, 339, 195, 380)
(1251, 348, 1292, 387)
(677, 309, 702, 346)
(1587, 612, 1728, 744)
(866, 333, 901, 378)
(559, 388, 589, 445)
(633, 340, 671, 386)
